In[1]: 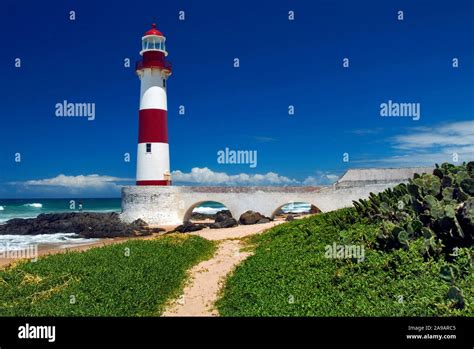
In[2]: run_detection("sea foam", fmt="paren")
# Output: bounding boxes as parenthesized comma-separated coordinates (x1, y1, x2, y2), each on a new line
(24, 203, 43, 208)
(0, 233, 98, 251)
(193, 206, 223, 215)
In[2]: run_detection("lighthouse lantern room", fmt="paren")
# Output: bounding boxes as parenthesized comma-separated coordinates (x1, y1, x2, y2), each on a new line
(135, 23, 172, 186)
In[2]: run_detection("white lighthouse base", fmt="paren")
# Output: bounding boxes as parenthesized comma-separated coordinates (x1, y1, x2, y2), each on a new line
(121, 186, 183, 226)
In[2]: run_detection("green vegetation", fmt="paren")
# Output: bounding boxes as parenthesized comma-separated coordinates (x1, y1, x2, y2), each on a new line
(353, 162, 474, 257)
(217, 163, 473, 316)
(0, 235, 215, 316)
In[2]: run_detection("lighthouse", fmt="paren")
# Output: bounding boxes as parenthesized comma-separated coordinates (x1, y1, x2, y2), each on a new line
(135, 23, 172, 186)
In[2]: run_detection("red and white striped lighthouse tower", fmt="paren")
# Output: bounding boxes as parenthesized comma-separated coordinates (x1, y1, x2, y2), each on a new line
(135, 23, 172, 186)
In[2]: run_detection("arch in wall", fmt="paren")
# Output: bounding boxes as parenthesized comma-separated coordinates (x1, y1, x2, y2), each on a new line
(271, 201, 321, 219)
(182, 200, 233, 223)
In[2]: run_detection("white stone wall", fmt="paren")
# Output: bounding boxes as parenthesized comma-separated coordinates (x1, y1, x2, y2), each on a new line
(120, 180, 414, 226)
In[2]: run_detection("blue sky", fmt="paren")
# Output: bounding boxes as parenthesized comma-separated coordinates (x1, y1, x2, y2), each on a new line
(0, 0, 472, 198)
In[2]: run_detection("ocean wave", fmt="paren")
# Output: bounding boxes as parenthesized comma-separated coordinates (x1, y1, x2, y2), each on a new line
(0, 233, 98, 251)
(281, 203, 311, 213)
(24, 203, 43, 208)
(193, 206, 224, 215)
(0, 206, 4, 211)
(0, 216, 39, 224)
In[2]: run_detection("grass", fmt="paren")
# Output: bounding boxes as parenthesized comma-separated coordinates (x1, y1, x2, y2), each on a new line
(0, 235, 215, 316)
(216, 210, 473, 316)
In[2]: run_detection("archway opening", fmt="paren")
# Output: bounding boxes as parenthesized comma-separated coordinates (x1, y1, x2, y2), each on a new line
(272, 202, 320, 220)
(186, 201, 232, 223)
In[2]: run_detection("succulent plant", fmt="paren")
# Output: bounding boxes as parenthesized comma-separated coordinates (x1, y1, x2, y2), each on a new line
(353, 161, 473, 257)
(442, 187, 454, 201)
(395, 227, 409, 248)
(439, 265, 456, 283)
(413, 174, 441, 197)
(441, 175, 453, 189)
(447, 286, 465, 309)
(467, 161, 474, 175)
(433, 167, 444, 179)
(460, 178, 474, 196)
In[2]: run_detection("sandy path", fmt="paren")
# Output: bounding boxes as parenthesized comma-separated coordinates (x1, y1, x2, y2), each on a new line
(162, 221, 283, 316)
(190, 220, 284, 241)
(162, 239, 250, 316)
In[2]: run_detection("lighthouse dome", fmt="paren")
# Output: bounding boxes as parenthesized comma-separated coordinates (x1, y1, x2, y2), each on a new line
(140, 23, 167, 56)
(144, 23, 163, 37)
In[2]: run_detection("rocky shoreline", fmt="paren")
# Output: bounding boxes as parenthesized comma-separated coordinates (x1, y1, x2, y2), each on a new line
(0, 212, 162, 238)
(0, 209, 313, 238)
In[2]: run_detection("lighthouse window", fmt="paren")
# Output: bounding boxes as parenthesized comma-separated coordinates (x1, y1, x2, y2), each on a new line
(146, 143, 152, 153)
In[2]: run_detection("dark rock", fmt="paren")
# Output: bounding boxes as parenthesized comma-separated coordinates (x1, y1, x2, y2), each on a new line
(174, 221, 206, 233)
(239, 211, 269, 225)
(191, 209, 232, 221)
(257, 218, 271, 224)
(0, 212, 154, 238)
(217, 209, 232, 217)
(274, 208, 284, 216)
(190, 212, 213, 220)
(210, 217, 238, 229)
(285, 215, 295, 221)
(215, 210, 233, 222)
(132, 218, 148, 227)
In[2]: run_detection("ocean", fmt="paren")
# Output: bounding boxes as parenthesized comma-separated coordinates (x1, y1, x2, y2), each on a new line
(0, 198, 121, 224)
(0, 198, 121, 250)
(0, 199, 310, 250)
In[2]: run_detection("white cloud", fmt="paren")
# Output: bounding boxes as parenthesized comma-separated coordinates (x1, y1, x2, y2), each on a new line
(391, 121, 474, 150)
(349, 127, 383, 136)
(172, 167, 298, 185)
(354, 120, 474, 166)
(253, 136, 277, 142)
(172, 167, 340, 186)
(15, 174, 133, 189)
(302, 172, 339, 186)
(6, 168, 341, 198)
(8, 174, 133, 197)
